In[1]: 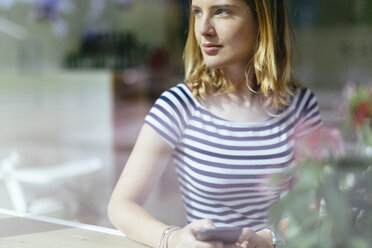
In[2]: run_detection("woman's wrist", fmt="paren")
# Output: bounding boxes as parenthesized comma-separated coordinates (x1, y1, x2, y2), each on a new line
(255, 229, 274, 247)
(166, 228, 181, 248)
(262, 226, 285, 248)
(158, 225, 181, 248)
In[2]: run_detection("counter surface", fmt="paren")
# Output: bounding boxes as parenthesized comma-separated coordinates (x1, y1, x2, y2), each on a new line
(0, 208, 147, 248)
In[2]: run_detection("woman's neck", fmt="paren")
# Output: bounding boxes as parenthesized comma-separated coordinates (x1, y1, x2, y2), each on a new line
(221, 63, 257, 99)
(200, 87, 269, 123)
(197, 65, 272, 122)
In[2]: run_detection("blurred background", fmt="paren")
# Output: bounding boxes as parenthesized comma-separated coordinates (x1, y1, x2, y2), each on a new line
(0, 0, 371, 229)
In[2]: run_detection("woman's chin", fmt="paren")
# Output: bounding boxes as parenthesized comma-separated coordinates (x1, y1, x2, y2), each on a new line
(203, 61, 222, 69)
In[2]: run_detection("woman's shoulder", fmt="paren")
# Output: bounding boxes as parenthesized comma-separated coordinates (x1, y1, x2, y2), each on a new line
(154, 82, 197, 113)
(292, 85, 318, 104)
(289, 85, 321, 123)
(287, 80, 316, 96)
(161, 82, 192, 97)
(278, 85, 319, 117)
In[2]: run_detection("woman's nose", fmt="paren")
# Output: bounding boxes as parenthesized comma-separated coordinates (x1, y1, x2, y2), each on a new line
(200, 17, 215, 37)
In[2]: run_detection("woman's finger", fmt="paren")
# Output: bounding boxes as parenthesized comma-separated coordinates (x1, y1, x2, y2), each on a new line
(190, 219, 216, 233)
(237, 228, 254, 243)
(177, 219, 223, 248)
(234, 240, 253, 248)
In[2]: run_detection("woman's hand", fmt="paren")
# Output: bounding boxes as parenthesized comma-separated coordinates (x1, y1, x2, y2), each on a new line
(170, 220, 273, 248)
(172, 219, 224, 248)
(235, 228, 274, 248)
(234, 228, 273, 248)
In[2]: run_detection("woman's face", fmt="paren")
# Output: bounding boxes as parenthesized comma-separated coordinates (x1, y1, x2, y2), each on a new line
(192, 0, 258, 71)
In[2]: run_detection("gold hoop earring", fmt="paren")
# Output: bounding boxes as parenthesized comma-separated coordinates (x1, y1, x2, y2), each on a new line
(244, 63, 258, 94)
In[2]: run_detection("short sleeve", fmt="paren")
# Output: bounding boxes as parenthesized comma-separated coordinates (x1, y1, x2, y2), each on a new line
(144, 84, 193, 148)
(295, 88, 323, 138)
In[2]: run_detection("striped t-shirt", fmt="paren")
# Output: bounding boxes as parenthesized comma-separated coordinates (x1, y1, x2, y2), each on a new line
(144, 83, 322, 231)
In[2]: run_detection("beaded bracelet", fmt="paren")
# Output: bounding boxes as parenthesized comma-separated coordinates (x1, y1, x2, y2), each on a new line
(158, 225, 181, 248)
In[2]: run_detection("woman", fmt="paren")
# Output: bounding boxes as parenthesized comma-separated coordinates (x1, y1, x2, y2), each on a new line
(108, 0, 322, 247)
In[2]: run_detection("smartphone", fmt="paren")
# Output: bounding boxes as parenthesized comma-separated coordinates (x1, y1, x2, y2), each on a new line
(196, 227, 243, 244)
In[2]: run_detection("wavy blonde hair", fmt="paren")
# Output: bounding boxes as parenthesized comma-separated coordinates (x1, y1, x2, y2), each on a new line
(184, 0, 300, 110)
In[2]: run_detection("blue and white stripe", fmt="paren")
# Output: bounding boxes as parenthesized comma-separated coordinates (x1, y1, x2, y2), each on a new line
(144, 83, 322, 231)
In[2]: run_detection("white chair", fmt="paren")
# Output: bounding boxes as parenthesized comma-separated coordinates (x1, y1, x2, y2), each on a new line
(0, 151, 102, 214)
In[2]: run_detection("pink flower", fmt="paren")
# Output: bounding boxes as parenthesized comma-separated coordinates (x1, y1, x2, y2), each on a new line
(342, 82, 372, 130)
(352, 101, 370, 128)
(295, 126, 344, 163)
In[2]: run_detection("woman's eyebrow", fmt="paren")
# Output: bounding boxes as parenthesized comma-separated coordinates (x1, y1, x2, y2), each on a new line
(191, 4, 239, 9)
(210, 4, 239, 9)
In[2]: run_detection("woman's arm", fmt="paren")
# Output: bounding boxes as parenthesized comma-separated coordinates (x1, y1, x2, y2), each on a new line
(107, 123, 174, 247)
(108, 123, 238, 248)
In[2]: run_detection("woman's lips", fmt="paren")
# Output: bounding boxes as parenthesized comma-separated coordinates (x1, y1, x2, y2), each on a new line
(202, 43, 222, 54)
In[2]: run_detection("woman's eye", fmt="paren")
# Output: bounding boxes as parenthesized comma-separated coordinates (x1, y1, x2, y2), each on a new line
(192, 9, 202, 16)
(216, 9, 231, 15)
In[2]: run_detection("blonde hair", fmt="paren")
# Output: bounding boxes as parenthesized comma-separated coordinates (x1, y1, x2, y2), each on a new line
(184, 0, 301, 110)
